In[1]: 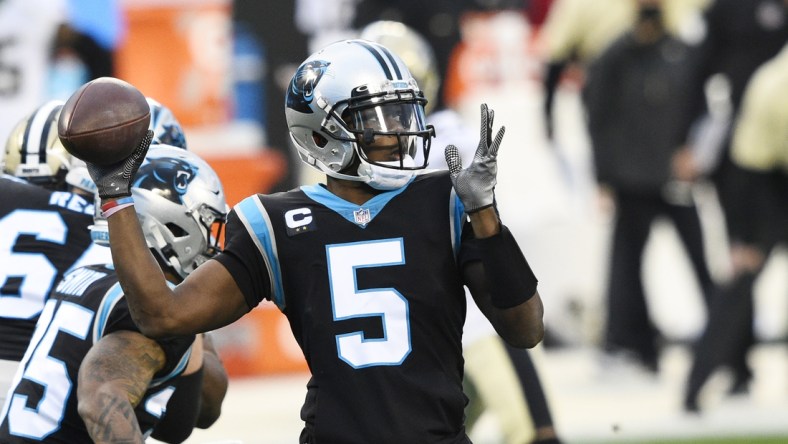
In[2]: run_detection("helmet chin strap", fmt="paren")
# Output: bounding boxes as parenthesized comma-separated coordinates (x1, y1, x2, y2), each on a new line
(357, 155, 416, 190)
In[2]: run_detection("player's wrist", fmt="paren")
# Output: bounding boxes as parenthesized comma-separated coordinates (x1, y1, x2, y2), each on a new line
(100, 196, 135, 218)
(468, 206, 500, 238)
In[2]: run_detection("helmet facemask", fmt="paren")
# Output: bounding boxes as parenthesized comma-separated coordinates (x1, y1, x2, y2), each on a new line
(329, 88, 435, 189)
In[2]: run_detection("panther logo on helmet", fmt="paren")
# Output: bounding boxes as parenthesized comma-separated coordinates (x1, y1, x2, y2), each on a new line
(286, 60, 330, 113)
(133, 157, 198, 204)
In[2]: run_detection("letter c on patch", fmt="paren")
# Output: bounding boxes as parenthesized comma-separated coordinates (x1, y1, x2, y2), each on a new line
(285, 208, 312, 229)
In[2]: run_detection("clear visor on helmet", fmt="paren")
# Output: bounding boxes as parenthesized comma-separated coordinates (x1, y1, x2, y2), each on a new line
(350, 102, 425, 134)
(333, 92, 433, 170)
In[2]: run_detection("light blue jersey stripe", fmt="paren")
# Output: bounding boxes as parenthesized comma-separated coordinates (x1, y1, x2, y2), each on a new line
(93, 280, 175, 343)
(301, 178, 413, 227)
(151, 346, 192, 387)
(92, 283, 124, 343)
(235, 197, 286, 309)
(450, 190, 465, 257)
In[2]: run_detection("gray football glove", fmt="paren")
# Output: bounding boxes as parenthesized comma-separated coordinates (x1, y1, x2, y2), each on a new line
(445, 103, 505, 213)
(87, 130, 153, 199)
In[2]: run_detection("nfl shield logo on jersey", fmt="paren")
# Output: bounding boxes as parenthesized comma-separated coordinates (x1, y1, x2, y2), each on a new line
(353, 208, 371, 226)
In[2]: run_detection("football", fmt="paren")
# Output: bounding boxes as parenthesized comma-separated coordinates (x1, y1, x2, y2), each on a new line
(58, 77, 151, 166)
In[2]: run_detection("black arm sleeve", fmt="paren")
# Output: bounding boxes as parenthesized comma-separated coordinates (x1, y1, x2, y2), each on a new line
(150, 367, 204, 443)
(460, 224, 538, 309)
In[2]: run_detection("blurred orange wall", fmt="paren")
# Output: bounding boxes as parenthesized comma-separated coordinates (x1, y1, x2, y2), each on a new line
(115, 0, 232, 126)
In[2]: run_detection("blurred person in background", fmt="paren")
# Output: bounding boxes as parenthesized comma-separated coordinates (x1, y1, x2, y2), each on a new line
(582, 0, 715, 375)
(684, 42, 788, 413)
(0, 145, 229, 443)
(539, 0, 708, 142)
(60, 0, 125, 79)
(360, 20, 561, 444)
(81, 39, 544, 443)
(0, 101, 227, 440)
(234, 0, 309, 192)
(0, 0, 68, 144)
(680, 0, 788, 407)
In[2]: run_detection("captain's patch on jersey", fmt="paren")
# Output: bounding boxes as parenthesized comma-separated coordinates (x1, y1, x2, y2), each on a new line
(285, 207, 317, 236)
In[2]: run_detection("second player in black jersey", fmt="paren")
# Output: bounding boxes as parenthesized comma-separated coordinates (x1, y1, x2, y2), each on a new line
(0, 176, 104, 361)
(0, 145, 229, 443)
(0, 264, 193, 443)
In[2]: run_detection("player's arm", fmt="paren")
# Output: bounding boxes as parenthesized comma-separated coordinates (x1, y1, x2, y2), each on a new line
(77, 330, 166, 444)
(463, 208, 544, 348)
(107, 206, 248, 337)
(446, 104, 544, 348)
(151, 333, 228, 442)
(150, 334, 203, 443)
(195, 332, 229, 428)
(84, 135, 250, 338)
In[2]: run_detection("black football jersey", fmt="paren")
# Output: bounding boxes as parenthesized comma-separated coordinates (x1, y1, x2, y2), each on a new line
(215, 171, 472, 443)
(0, 264, 194, 443)
(0, 176, 111, 360)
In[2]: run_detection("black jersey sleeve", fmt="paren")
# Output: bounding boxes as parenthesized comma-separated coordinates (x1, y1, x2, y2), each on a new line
(212, 203, 272, 309)
(457, 220, 481, 267)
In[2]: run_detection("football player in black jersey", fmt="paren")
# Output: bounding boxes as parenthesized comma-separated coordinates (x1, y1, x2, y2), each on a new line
(0, 100, 111, 406)
(0, 146, 228, 443)
(82, 39, 544, 443)
(0, 96, 191, 395)
(361, 21, 562, 444)
(0, 103, 227, 442)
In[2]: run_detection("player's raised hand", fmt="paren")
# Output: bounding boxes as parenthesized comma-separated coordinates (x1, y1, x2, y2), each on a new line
(444, 103, 505, 213)
(86, 131, 153, 199)
(58, 77, 154, 199)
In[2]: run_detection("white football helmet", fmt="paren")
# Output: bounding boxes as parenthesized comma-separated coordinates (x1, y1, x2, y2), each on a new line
(359, 21, 440, 114)
(91, 145, 228, 280)
(285, 39, 434, 190)
(147, 97, 188, 149)
(3, 100, 72, 189)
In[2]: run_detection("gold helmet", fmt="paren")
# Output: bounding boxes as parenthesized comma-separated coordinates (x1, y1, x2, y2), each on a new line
(359, 20, 440, 114)
(3, 100, 73, 190)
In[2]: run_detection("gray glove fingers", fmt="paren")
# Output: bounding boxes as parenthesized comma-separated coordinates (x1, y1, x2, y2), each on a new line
(87, 130, 154, 199)
(490, 125, 505, 157)
(487, 108, 495, 145)
(445, 144, 462, 178)
(124, 130, 154, 181)
(479, 103, 489, 149)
